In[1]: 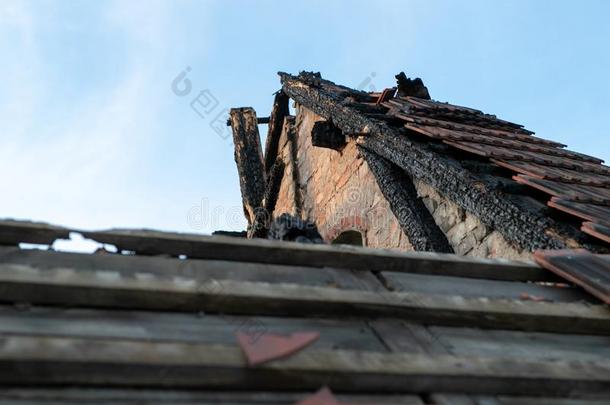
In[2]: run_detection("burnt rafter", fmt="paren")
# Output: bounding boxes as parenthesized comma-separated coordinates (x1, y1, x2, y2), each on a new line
(229, 107, 266, 229)
(264, 91, 290, 174)
(360, 147, 453, 253)
(249, 158, 286, 239)
(278, 71, 577, 251)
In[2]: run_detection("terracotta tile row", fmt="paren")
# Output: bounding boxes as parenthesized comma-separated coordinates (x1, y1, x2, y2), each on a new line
(548, 198, 610, 227)
(514, 175, 610, 205)
(492, 160, 610, 187)
(406, 123, 602, 164)
(378, 95, 610, 245)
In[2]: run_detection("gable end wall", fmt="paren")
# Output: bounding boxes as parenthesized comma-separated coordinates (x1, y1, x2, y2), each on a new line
(273, 106, 530, 260)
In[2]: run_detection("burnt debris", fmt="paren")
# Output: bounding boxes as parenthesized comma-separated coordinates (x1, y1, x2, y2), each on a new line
(268, 213, 324, 244)
(395, 72, 431, 99)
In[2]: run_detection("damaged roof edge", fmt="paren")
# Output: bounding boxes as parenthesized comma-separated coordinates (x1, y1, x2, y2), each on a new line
(276, 70, 605, 253)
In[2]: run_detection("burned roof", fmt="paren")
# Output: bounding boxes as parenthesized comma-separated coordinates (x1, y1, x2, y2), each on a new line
(277, 71, 610, 251)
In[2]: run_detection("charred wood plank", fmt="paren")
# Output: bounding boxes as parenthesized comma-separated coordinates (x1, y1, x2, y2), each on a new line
(225, 117, 270, 126)
(229, 108, 266, 230)
(264, 91, 290, 174)
(360, 148, 453, 253)
(249, 159, 286, 238)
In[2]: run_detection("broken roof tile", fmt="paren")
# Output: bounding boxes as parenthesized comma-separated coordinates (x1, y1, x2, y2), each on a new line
(534, 249, 610, 304)
(236, 330, 320, 366)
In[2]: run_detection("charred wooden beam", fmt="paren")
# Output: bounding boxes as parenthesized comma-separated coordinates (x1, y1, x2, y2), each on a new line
(229, 108, 266, 230)
(264, 91, 290, 174)
(226, 117, 270, 126)
(311, 120, 346, 151)
(249, 159, 285, 238)
(360, 147, 453, 253)
(263, 158, 285, 215)
(278, 71, 575, 252)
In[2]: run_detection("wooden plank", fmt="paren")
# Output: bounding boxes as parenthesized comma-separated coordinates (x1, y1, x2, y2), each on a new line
(534, 250, 610, 305)
(369, 319, 451, 354)
(77, 229, 548, 282)
(0, 389, 424, 404)
(494, 396, 610, 405)
(380, 271, 593, 303)
(0, 261, 609, 334)
(0, 247, 385, 292)
(429, 394, 480, 405)
(429, 326, 610, 363)
(0, 305, 387, 352)
(371, 321, 610, 384)
(1, 334, 610, 395)
(431, 394, 610, 405)
(0, 219, 70, 246)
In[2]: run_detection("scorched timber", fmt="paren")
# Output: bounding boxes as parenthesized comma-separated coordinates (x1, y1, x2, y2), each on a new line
(263, 91, 290, 174)
(229, 107, 266, 231)
(360, 147, 453, 253)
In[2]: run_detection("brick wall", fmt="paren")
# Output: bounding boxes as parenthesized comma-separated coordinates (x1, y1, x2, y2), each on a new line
(273, 106, 412, 250)
(272, 106, 530, 260)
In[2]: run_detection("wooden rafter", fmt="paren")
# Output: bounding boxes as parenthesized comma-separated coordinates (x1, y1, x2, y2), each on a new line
(229, 107, 266, 232)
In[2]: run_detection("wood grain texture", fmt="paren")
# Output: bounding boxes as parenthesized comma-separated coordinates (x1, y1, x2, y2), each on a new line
(0, 261, 608, 334)
(77, 229, 547, 282)
(1, 334, 609, 395)
(0, 389, 424, 405)
(379, 271, 593, 303)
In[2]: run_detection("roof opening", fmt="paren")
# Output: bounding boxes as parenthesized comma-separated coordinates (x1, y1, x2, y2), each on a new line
(331, 230, 363, 246)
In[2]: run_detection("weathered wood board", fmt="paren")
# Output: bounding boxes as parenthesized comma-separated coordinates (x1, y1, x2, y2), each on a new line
(0, 246, 385, 292)
(78, 229, 547, 281)
(0, 389, 424, 404)
(1, 334, 610, 395)
(0, 261, 608, 334)
(0, 219, 70, 246)
(380, 271, 593, 303)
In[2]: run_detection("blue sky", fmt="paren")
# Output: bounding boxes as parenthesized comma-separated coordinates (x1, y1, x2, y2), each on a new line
(1, 0, 609, 238)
